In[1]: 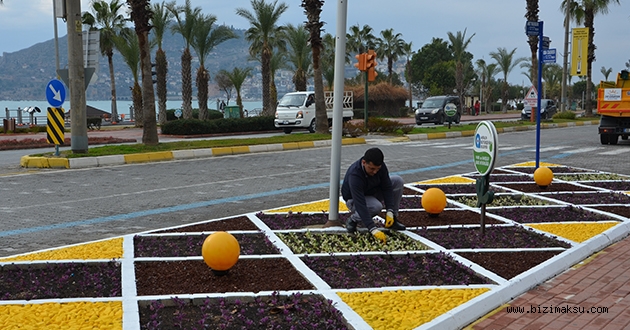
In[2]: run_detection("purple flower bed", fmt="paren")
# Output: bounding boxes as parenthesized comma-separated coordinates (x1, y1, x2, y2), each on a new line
(153, 216, 259, 233)
(463, 174, 534, 183)
(413, 226, 572, 249)
(256, 212, 351, 230)
(412, 184, 507, 195)
(580, 181, 630, 191)
(0, 261, 121, 300)
(488, 205, 612, 223)
(138, 293, 348, 330)
(545, 192, 630, 205)
(506, 166, 592, 174)
(400, 196, 458, 209)
(134, 233, 280, 257)
(302, 252, 492, 288)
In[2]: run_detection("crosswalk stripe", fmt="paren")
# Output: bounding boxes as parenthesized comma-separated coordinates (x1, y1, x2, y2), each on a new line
(561, 147, 599, 154)
(599, 148, 630, 155)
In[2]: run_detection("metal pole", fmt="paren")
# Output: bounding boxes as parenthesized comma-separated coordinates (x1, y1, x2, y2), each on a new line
(560, 0, 571, 111)
(328, 0, 348, 223)
(66, 0, 88, 153)
(53, 0, 60, 79)
(536, 21, 543, 168)
(363, 71, 368, 128)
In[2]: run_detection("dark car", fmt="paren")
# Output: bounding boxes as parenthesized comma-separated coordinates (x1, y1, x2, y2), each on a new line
(521, 99, 557, 120)
(414, 96, 462, 125)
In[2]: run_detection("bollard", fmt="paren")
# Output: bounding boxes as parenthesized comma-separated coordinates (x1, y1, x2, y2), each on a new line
(530, 107, 536, 123)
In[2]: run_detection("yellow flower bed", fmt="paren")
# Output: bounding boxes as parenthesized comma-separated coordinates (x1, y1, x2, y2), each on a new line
(510, 161, 561, 167)
(338, 288, 490, 330)
(266, 200, 348, 213)
(0, 301, 122, 329)
(527, 222, 618, 243)
(0, 238, 123, 262)
(414, 176, 475, 184)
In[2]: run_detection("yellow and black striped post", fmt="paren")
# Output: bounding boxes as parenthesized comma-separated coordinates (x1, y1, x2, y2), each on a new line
(47, 107, 65, 155)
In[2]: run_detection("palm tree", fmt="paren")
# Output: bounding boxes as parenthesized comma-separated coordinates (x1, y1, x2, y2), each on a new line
(402, 42, 415, 111)
(190, 14, 237, 120)
(601, 66, 613, 81)
(236, 0, 289, 117)
(346, 24, 376, 54)
(168, 0, 201, 120)
(562, 0, 620, 116)
(542, 63, 563, 99)
(268, 51, 284, 113)
(150, 1, 172, 126)
(82, 0, 127, 123)
(377, 28, 406, 83)
(525, 0, 540, 85)
(320, 33, 336, 90)
(284, 24, 311, 91)
(447, 28, 475, 114)
(476, 59, 500, 113)
(112, 29, 142, 125)
(127, 0, 159, 145)
(490, 47, 527, 112)
(301, 0, 328, 134)
(218, 67, 253, 117)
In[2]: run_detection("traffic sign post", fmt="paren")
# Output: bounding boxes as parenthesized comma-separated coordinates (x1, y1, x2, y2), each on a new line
(542, 48, 556, 64)
(46, 79, 66, 108)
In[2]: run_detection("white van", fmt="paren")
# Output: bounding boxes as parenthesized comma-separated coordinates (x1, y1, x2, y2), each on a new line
(274, 91, 354, 134)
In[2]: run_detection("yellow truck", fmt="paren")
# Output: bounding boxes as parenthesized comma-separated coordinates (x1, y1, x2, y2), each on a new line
(597, 71, 630, 144)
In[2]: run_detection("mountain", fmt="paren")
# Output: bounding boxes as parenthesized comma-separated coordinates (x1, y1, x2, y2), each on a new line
(0, 28, 265, 101)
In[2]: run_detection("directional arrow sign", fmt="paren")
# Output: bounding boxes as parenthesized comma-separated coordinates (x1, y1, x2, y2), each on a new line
(46, 79, 66, 107)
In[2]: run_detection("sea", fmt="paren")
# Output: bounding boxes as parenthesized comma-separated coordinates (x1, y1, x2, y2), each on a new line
(1, 99, 263, 123)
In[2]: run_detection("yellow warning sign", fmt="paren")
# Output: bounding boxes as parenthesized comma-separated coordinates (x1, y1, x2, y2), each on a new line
(571, 27, 589, 77)
(47, 107, 65, 145)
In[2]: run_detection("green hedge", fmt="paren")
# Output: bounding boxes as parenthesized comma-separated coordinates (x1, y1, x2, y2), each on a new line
(161, 116, 276, 135)
(165, 109, 224, 121)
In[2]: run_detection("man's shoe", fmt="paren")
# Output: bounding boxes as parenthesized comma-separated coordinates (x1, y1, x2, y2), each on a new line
(345, 218, 358, 234)
(388, 219, 406, 231)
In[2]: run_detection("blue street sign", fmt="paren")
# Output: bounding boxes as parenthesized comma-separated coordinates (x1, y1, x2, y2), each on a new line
(525, 21, 540, 36)
(542, 48, 556, 64)
(46, 79, 66, 107)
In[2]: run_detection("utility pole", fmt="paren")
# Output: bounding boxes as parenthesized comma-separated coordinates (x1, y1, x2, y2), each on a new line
(560, 1, 571, 112)
(66, 0, 88, 153)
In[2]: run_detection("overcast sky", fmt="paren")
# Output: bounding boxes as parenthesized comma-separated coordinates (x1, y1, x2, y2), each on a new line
(1, 0, 629, 85)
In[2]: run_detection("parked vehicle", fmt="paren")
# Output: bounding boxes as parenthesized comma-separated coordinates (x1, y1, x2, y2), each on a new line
(597, 71, 630, 145)
(521, 99, 557, 120)
(414, 96, 461, 125)
(274, 91, 354, 134)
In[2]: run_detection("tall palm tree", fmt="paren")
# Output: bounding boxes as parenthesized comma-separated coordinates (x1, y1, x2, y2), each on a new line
(284, 24, 311, 92)
(218, 67, 253, 117)
(447, 28, 475, 114)
(402, 42, 415, 110)
(563, 0, 620, 116)
(82, 0, 127, 123)
(601, 66, 612, 81)
(476, 59, 500, 113)
(320, 33, 336, 90)
(541, 63, 563, 99)
(490, 47, 527, 112)
(127, 0, 159, 145)
(525, 0, 540, 85)
(301, 0, 328, 134)
(377, 28, 406, 83)
(150, 1, 172, 126)
(190, 14, 237, 120)
(236, 0, 289, 116)
(269, 51, 284, 113)
(112, 29, 142, 125)
(346, 24, 376, 54)
(168, 0, 201, 120)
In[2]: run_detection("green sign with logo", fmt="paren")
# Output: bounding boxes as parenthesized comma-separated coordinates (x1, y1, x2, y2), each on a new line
(473, 121, 498, 175)
(444, 103, 457, 117)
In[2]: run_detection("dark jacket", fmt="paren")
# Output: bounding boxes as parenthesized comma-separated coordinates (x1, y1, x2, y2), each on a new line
(341, 157, 394, 228)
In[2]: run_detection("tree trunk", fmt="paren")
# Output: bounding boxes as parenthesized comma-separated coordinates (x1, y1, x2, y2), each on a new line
(156, 48, 168, 126)
(181, 48, 193, 119)
(139, 29, 158, 145)
(196, 66, 209, 120)
(107, 53, 119, 122)
(132, 83, 143, 127)
(261, 46, 272, 116)
(584, 11, 595, 117)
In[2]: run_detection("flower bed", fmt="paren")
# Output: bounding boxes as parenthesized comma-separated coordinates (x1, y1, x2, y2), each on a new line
(277, 231, 428, 253)
(544, 192, 630, 205)
(579, 181, 630, 191)
(302, 252, 493, 289)
(506, 166, 592, 174)
(152, 216, 259, 233)
(414, 226, 572, 249)
(451, 194, 556, 207)
(463, 174, 534, 182)
(554, 173, 630, 181)
(257, 212, 351, 230)
(591, 205, 630, 218)
(134, 233, 280, 257)
(138, 293, 347, 330)
(410, 184, 507, 195)
(0, 261, 121, 300)
(394, 210, 505, 227)
(489, 206, 612, 223)
(526, 222, 618, 243)
(496, 182, 598, 193)
(135, 259, 314, 296)
(456, 251, 562, 279)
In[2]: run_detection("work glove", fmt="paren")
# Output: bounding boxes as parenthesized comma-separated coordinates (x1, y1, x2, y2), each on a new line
(384, 209, 395, 228)
(370, 227, 387, 244)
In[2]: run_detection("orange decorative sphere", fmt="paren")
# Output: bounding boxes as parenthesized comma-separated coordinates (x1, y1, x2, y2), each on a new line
(534, 167, 554, 187)
(202, 232, 240, 273)
(421, 188, 447, 215)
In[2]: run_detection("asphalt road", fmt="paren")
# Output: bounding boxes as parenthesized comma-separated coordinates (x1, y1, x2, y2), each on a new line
(0, 124, 628, 257)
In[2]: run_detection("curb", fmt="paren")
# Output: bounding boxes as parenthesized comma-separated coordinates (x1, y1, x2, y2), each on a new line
(19, 137, 367, 169)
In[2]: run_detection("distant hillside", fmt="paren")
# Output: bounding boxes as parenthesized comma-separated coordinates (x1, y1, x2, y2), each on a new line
(0, 28, 263, 101)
